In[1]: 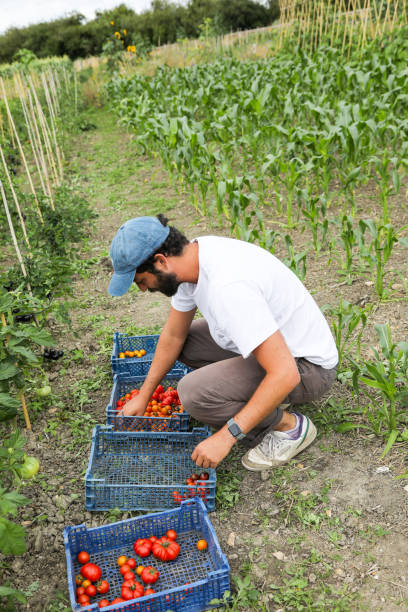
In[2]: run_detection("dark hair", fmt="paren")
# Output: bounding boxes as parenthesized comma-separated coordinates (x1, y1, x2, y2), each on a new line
(137, 214, 189, 273)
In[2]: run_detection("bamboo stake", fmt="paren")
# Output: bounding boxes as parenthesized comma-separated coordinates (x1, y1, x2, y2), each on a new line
(347, 0, 358, 58)
(0, 77, 43, 221)
(27, 76, 59, 189)
(24, 81, 54, 203)
(318, 1, 325, 48)
(357, 0, 369, 50)
(0, 145, 31, 250)
(381, 0, 391, 37)
(41, 73, 64, 181)
(389, 0, 400, 39)
(374, 0, 386, 38)
(14, 75, 49, 199)
(330, 0, 340, 47)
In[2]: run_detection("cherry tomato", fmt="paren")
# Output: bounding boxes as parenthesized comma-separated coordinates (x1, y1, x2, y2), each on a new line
(145, 588, 155, 595)
(197, 539, 208, 551)
(117, 555, 127, 567)
(123, 570, 135, 581)
(76, 587, 86, 597)
(199, 472, 209, 481)
(166, 529, 177, 541)
(126, 558, 137, 569)
(75, 574, 84, 586)
(136, 565, 144, 576)
(98, 600, 110, 608)
(81, 580, 91, 589)
(77, 551, 90, 565)
(120, 563, 131, 576)
(77, 594, 90, 605)
(111, 598, 125, 604)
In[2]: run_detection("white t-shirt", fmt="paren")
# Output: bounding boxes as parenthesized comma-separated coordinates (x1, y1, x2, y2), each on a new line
(171, 236, 338, 369)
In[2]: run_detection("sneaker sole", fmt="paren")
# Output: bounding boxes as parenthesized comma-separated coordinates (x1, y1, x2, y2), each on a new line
(241, 419, 317, 472)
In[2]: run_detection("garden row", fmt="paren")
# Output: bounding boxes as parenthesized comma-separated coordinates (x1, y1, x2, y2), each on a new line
(106, 26, 408, 463)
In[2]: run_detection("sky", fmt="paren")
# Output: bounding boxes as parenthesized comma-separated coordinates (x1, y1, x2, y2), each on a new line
(0, 1, 161, 34)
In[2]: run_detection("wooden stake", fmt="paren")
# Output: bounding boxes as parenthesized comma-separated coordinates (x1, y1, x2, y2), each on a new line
(40, 73, 64, 182)
(14, 75, 50, 199)
(0, 145, 31, 250)
(0, 77, 43, 221)
(374, 0, 385, 38)
(389, 0, 400, 39)
(1, 309, 32, 430)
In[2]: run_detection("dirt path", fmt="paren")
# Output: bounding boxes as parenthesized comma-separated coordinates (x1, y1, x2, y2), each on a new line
(10, 105, 408, 611)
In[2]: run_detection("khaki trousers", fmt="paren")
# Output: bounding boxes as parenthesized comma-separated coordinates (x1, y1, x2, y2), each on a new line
(177, 319, 337, 448)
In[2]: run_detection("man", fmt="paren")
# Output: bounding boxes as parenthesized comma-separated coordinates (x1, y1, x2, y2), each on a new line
(108, 214, 338, 471)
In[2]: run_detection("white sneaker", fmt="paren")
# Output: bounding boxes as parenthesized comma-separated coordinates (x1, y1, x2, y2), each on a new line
(241, 414, 317, 471)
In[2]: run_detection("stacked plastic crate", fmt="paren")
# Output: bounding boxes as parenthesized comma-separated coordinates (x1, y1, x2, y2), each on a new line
(63, 333, 228, 611)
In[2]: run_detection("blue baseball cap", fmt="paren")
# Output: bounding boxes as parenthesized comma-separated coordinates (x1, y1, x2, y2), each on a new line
(108, 217, 170, 296)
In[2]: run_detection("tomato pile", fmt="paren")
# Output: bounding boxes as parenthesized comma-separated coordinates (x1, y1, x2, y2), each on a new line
(116, 384, 184, 419)
(118, 349, 147, 359)
(73, 529, 208, 607)
(172, 471, 210, 504)
(75, 553, 109, 607)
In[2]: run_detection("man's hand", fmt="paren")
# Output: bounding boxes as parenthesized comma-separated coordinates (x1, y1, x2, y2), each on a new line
(191, 428, 236, 469)
(120, 394, 147, 417)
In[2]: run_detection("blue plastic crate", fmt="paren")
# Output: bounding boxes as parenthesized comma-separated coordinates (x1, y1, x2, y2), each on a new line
(64, 498, 230, 612)
(85, 426, 216, 512)
(111, 333, 188, 376)
(106, 374, 190, 432)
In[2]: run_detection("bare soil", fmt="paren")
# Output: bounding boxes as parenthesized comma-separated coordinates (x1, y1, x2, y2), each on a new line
(6, 106, 408, 611)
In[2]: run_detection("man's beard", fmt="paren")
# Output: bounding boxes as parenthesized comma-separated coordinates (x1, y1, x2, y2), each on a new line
(148, 270, 181, 297)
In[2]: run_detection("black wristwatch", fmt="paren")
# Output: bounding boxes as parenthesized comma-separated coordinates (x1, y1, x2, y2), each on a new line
(227, 418, 246, 441)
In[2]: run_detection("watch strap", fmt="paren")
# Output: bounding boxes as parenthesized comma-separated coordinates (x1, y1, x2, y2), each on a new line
(227, 418, 246, 440)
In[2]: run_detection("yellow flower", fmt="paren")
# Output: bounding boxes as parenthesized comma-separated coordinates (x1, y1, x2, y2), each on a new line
(123, 29, 127, 36)
(114, 31, 121, 39)
(110, 20, 114, 25)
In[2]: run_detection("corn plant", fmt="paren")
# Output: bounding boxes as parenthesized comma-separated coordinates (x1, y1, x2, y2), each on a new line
(323, 299, 369, 376)
(300, 190, 329, 254)
(283, 235, 307, 281)
(351, 324, 408, 456)
(359, 219, 399, 298)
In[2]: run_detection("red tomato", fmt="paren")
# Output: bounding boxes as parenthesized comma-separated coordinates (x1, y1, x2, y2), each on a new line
(145, 588, 155, 595)
(166, 529, 177, 541)
(81, 563, 101, 582)
(120, 563, 131, 576)
(141, 566, 159, 584)
(111, 598, 125, 604)
(77, 594, 90, 605)
(98, 600, 110, 608)
(152, 537, 180, 561)
(75, 574, 84, 586)
(96, 580, 109, 594)
(77, 551, 90, 565)
(123, 571, 135, 581)
(85, 584, 97, 597)
(126, 558, 137, 569)
(134, 538, 152, 557)
(76, 587, 86, 597)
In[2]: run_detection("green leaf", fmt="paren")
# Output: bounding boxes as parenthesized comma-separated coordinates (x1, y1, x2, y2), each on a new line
(0, 586, 26, 603)
(8, 345, 39, 364)
(381, 429, 399, 458)
(0, 518, 26, 555)
(0, 393, 20, 409)
(0, 490, 29, 517)
(0, 362, 20, 381)
(13, 327, 55, 347)
(375, 323, 394, 355)
(335, 422, 358, 433)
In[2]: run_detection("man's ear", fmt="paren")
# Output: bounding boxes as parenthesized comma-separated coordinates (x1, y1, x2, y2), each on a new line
(153, 253, 168, 270)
